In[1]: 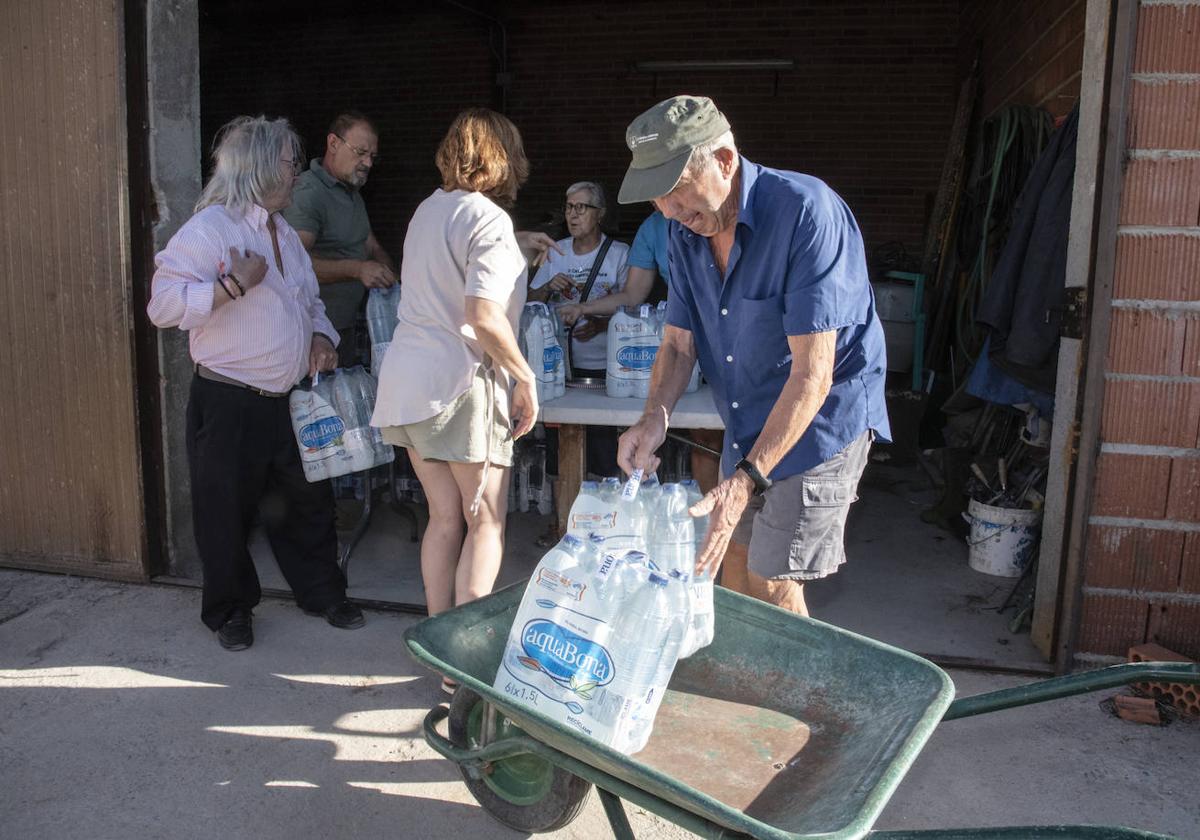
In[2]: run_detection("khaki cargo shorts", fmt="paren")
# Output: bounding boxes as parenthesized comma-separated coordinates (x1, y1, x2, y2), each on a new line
(731, 430, 872, 581)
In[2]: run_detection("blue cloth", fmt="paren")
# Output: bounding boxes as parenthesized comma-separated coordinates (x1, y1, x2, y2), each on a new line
(628, 211, 671, 285)
(966, 336, 1055, 417)
(664, 157, 891, 480)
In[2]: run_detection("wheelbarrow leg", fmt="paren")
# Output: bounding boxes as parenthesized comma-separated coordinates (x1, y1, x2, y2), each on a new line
(597, 788, 637, 840)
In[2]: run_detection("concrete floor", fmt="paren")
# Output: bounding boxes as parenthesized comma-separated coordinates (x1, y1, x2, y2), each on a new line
(1, 570, 1197, 839)
(251, 461, 1045, 669)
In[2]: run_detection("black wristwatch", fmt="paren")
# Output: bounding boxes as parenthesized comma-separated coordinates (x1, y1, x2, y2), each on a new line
(735, 458, 772, 495)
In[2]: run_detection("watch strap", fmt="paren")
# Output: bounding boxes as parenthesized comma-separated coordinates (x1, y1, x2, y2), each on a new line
(735, 457, 771, 494)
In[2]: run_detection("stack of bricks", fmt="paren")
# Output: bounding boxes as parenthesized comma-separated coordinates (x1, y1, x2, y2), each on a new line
(1128, 642, 1199, 718)
(1078, 1, 1200, 666)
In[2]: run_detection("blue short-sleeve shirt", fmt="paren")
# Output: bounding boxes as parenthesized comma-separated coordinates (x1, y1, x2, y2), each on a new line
(665, 157, 891, 480)
(628, 210, 671, 286)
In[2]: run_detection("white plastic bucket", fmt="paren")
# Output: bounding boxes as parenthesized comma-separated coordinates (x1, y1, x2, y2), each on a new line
(963, 499, 1042, 577)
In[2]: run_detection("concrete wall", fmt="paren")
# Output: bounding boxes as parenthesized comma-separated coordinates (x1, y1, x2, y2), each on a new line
(1077, 1, 1200, 663)
(148, 0, 203, 579)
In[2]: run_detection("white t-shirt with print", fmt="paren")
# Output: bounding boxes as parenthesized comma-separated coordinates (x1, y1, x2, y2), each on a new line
(530, 236, 629, 370)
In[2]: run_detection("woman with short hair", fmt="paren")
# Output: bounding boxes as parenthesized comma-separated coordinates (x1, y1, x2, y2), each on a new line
(371, 110, 538, 666)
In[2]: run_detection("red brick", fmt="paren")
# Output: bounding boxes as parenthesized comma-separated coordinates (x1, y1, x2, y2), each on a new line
(1183, 534, 1200, 595)
(1077, 593, 1150, 657)
(1092, 453, 1171, 518)
(1113, 694, 1161, 725)
(1133, 4, 1200, 75)
(1128, 80, 1200, 150)
(1101, 380, 1200, 448)
(1105, 309, 1189, 375)
(1185, 318, 1200, 378)
(1113, 233, 1200, 301)
(1084, 525, 1185, 592)
(1166, 458, 1200, 521)
(1146, 602, 1200, 662)
(1119, 157, 1200, 227)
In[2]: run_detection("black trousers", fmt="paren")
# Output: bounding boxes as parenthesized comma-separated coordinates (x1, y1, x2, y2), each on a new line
(186, 375, 346, 630)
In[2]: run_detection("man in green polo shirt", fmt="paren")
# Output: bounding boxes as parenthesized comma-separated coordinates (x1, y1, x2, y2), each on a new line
(283, 111, 397, 365)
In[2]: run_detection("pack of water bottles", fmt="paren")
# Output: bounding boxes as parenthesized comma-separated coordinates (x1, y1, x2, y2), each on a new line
(288, 366, 394, 482)
(493, 473, 713, 755)
(519, 302, 565, 403)
(606, 303, 700, 398)
(366, 285, 401, 376)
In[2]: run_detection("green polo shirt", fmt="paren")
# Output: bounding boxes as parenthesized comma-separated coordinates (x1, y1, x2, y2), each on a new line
(282, 159, 371, 331)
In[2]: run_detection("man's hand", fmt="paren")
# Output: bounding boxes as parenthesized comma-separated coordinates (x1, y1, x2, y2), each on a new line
(617, 407, 668, 476)
(358, 259, 397, 289)
(308, 334, 338, 377)
(516, 231, 564, 268)
(572, 315, 608, 342)
(510, 379, 539, 440)
(690, 472, 754, 577)
(226, 247, 267, 292)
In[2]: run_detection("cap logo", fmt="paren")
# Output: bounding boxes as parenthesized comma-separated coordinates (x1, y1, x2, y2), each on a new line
(630, 133, 659, 147)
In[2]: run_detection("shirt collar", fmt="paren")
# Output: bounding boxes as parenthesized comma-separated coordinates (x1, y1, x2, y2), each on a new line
(736, 155, 761, 231)
(240, 204, 272, 231)
(310, 158, 350, 192)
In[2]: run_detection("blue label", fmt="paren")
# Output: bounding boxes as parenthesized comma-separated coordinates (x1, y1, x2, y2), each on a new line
(616, 345, 657, 370)
(520, 619, 613, 687)
(299, 416, 345, 449)
(543, 344, 563, 373)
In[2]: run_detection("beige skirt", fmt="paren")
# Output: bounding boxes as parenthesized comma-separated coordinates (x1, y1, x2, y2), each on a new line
(380, 364, 514, 466)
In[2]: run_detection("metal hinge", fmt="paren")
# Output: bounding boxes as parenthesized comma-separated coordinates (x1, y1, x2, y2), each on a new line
(1048, 287, 1088, 339)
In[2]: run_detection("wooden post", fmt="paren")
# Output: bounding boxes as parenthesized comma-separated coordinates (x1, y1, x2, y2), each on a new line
(554, 424, 587, 537)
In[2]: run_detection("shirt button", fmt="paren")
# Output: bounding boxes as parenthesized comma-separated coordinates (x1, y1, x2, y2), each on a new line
(732, 442, 740, 450)
(731, 401, 739, 409)
(725, 355, 733, 363)
(721, 308, 728, 316)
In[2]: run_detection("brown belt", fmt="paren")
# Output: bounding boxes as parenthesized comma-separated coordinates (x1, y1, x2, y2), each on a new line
(195, 364, 289, 398)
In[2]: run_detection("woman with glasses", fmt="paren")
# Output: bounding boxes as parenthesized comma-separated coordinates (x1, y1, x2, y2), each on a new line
(528, 181, 630, 379)
(371, 110, 539, 692)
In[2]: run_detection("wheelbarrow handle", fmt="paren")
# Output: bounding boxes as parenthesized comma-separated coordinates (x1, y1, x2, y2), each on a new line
(942, 661, 1200, 721)
(868, 826, 1173, 839)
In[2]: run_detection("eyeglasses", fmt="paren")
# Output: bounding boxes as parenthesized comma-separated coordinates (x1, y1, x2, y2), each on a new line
(564, 202, 599, 216)
(280, 157, 302, 175)
(336, 135, 381, 162)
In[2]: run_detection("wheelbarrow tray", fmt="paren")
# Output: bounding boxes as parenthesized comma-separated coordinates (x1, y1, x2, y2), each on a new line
(404, 581, 954, 840)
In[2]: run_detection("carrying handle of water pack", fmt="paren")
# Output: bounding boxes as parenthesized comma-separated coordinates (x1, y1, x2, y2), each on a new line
(622, 468, 644, 500)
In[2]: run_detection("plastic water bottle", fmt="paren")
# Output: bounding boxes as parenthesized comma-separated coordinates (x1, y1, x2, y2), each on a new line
(599, 476, 622, 504)
(331, 368, 377, 472)
(539, 304, 566, 400)
(606, 305, 659, 398)
(676, 479, 713, 658)
(366, 286, 400, 376)
(655, 300, 700, 393)
(608, 474, 649, 553)
(648, 484, 695, 576)
(566, 481, 616, 539)
(605, 572, 689, 751)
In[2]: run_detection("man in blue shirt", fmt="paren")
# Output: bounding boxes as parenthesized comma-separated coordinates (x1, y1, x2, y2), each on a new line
(616, 96, 890, 616)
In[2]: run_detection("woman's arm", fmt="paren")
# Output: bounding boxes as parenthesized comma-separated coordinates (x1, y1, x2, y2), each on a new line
(465, 295, 539, 438)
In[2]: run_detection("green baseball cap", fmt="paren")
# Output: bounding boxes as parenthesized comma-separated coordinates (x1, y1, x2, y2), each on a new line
(618, 95, 730, 204)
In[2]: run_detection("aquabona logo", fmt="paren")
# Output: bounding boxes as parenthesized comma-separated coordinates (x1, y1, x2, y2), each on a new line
(520, 619, 614, 687)
(299, 416, 346, 450)
(616, 345, 657, 371)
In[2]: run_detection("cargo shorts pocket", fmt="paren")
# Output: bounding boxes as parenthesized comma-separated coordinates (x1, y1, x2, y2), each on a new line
(784, 475, 859, 578)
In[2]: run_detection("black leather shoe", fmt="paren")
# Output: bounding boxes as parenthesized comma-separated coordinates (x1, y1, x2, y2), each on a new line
(217, 609, 253, 651)
(306, 599, 365, 630)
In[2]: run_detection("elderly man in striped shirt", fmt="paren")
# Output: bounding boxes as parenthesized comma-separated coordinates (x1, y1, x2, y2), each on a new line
(148, 115, 365, 651)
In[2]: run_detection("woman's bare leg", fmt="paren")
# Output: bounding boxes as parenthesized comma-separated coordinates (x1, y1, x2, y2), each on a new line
(407, 450, 464, 616)
(448, 461, 510, 606)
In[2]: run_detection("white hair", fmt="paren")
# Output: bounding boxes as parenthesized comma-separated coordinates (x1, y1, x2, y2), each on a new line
(684, 129, 738, 178)
(565, 180, 606, 211)
(195, 115, 303, 215)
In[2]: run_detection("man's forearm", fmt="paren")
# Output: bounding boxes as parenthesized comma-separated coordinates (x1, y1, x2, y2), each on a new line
(369, 242, 396, 273)
(309, 255, 363, 285)
(745, 373, 829, 476)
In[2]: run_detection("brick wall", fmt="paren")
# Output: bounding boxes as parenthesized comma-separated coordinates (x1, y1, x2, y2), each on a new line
(959, 0, 1084, 120)
(199, 0, 959, 259)
(1077, 1, 1200, 664)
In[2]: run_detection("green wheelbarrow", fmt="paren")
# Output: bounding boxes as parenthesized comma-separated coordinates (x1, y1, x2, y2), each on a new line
(404, 582, 1199, 840)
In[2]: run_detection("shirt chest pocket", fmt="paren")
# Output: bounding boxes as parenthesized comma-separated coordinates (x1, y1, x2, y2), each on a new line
(734, 293, 788, 386)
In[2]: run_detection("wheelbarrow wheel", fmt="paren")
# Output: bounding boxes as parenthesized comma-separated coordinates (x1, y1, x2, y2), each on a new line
(448, 687, 592, 833)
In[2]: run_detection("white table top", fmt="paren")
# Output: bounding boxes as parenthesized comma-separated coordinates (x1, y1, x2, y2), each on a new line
(539, 384, 725, 430)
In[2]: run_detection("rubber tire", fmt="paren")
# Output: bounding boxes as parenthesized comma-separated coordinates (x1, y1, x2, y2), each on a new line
(447, 687, 592, 833)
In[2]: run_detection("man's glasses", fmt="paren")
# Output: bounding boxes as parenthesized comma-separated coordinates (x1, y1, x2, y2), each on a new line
(564, 202, 599, 216)
(336, 135, 381, 162)
(280, 158, 302, 175)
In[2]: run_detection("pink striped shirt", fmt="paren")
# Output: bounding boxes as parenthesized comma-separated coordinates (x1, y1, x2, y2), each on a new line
(147, 204, 338, 393)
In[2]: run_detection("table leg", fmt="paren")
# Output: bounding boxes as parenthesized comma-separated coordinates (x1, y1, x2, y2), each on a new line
(555, 424, 586, 536)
